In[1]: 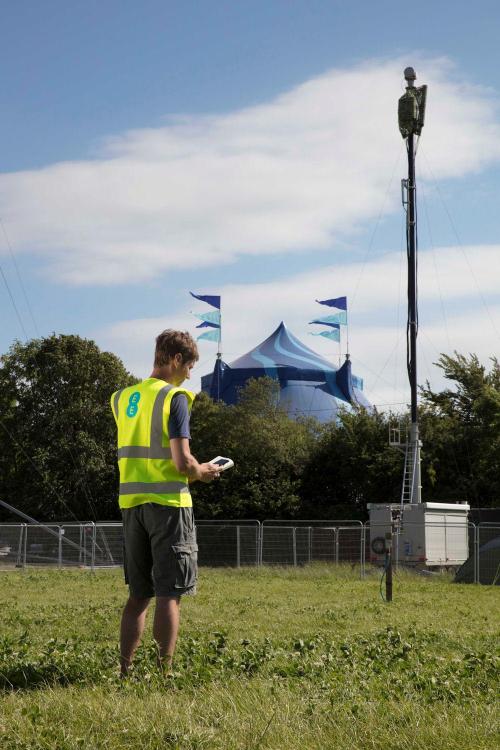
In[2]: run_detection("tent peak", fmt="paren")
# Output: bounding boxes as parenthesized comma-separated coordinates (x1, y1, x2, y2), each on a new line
(200, 320, 371, 421)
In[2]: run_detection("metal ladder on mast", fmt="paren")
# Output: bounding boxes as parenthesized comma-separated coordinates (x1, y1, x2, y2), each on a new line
(401, 440, 414, 506)
(389, 423, 415, 507)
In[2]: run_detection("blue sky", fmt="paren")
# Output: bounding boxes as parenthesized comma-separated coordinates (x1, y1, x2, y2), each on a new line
(1, 1, 499, 407)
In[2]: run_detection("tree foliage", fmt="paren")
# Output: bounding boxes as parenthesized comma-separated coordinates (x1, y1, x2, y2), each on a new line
(419, 353, 500, 506)
(300, 408, 403, 519)
(190, 378, 319, 519)
(0, 337, 497, 522)
(0, 335, 136, 521)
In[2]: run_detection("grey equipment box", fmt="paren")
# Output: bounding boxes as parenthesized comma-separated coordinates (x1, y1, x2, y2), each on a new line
(367, 502, 470, 567)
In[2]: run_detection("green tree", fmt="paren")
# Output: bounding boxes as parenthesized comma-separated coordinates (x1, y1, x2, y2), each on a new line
(190, 378, 319, 519)
(419, 353, 500, 506)
(300, 408, 403, 519)
(0, 335, 137, 521)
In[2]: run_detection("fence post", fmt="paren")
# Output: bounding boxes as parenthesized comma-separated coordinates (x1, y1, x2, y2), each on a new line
(444, 515, 448, 565)
(15, 525, 22, 568)
(23, 524, 28, 568)
(15, 525, 25, 568)
(58, 526, 63, 569)
(292, 527, 297, 567)
(259, 524, 264, 566)
(308, 526, 312, 564)
(236, 525, 241, 569)
(474, 524, 479, 584)
(334, 528, 339, 565)
(394, 526, 399, 570)
(91, 523, 96, 573)
(360, 524, 366, 579)
(79, 525, 84, 565)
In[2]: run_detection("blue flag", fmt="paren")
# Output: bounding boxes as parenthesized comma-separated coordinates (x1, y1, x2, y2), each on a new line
(190, 292, 221, 310)
(310, 329, 340, 342)
(310, 312, 347, 325)
(196, 320, 220, 329)
(352, 374, 364, 390)
(195, 310, 221, 325)
(309, 320, 341, 329)
(197, 330, 220, 342)
(316, 296, 347, 311)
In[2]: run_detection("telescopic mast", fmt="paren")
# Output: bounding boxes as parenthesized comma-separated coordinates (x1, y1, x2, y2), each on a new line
(398, 67, 427, 504)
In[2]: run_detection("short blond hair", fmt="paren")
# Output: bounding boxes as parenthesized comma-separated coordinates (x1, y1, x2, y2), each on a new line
(154, 330, 199, 367)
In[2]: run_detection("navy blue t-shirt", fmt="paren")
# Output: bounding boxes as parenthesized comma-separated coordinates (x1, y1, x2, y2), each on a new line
(168, 393, 191, 440)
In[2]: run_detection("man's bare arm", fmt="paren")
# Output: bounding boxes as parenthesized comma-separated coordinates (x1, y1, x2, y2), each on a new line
(170, 438, 220, 483)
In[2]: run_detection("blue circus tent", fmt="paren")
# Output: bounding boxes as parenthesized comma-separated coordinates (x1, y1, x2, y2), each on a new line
(200, 322, 371, 422)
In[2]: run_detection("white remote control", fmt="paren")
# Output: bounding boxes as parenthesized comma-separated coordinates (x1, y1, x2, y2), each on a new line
(210, 456, 234, 472)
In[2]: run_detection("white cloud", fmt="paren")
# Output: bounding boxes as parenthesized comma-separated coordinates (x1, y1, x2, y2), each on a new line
(1, 56, 500, 284)
(96, 244, 500, 409)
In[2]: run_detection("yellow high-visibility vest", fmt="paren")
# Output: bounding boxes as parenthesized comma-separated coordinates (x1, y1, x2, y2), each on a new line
(110, 378, 195, 509)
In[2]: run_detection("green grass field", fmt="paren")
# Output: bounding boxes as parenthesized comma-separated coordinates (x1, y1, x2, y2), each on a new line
(0, 565, 499, 749)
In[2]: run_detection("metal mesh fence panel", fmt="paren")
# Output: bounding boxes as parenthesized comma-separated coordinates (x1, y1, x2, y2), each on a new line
(58, 524, 93, 567)
(260, 523, 364, 567)
(1, 519, 496, 582)
(24, 524, 62, 566)
(306, 527, 336, 563)
(477, 524, 500, 585)
(338, 527, 363, 564)
(468, 522, 477, 583)
(261, 526, 295, 566)
(92, 524, 124, 567)
(0, 524, 25, 568)
(195, 522, 259, 567)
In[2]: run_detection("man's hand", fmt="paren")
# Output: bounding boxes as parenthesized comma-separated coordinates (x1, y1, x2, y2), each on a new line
(198, 462, 221, 483)
(170, 438, 221, 483)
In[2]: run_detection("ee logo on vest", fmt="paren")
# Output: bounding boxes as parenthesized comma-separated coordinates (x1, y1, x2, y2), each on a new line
(126, 391, 141, 418)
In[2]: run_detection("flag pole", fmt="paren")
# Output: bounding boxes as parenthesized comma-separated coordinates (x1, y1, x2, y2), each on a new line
(190, 291, 222, 399)
(216, 304, 222, 400)
(346, 307, 350, 361)
(217, 304, 221, 358)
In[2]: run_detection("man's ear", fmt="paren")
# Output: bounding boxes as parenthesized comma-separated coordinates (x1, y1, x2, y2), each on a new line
(173, 353, 183, 367)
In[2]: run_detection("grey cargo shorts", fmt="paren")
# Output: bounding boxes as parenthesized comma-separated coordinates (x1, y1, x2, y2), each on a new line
(122, 504, 198, 599)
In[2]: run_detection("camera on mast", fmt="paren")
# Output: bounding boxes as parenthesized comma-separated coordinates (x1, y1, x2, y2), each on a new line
(398, 67, 427, 138)
(404, 67, 416, 86)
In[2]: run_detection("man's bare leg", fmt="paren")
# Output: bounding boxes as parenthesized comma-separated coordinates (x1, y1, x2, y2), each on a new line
(120, 595, 151, 676)
(153, 596, 181, 671)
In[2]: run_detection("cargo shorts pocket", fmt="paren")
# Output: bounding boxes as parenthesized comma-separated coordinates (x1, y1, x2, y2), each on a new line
(172, 542, 198, 590)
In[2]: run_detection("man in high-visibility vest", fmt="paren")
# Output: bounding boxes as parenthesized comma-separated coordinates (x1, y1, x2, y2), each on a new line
(111, 329, 220, 676)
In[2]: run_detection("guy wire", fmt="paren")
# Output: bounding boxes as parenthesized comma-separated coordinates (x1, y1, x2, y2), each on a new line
(421, 151, 500, 342)
(0, 217, 39, 337)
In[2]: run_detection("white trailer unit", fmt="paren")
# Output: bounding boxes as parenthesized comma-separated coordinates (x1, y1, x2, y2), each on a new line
(367, 502, 470, 567)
